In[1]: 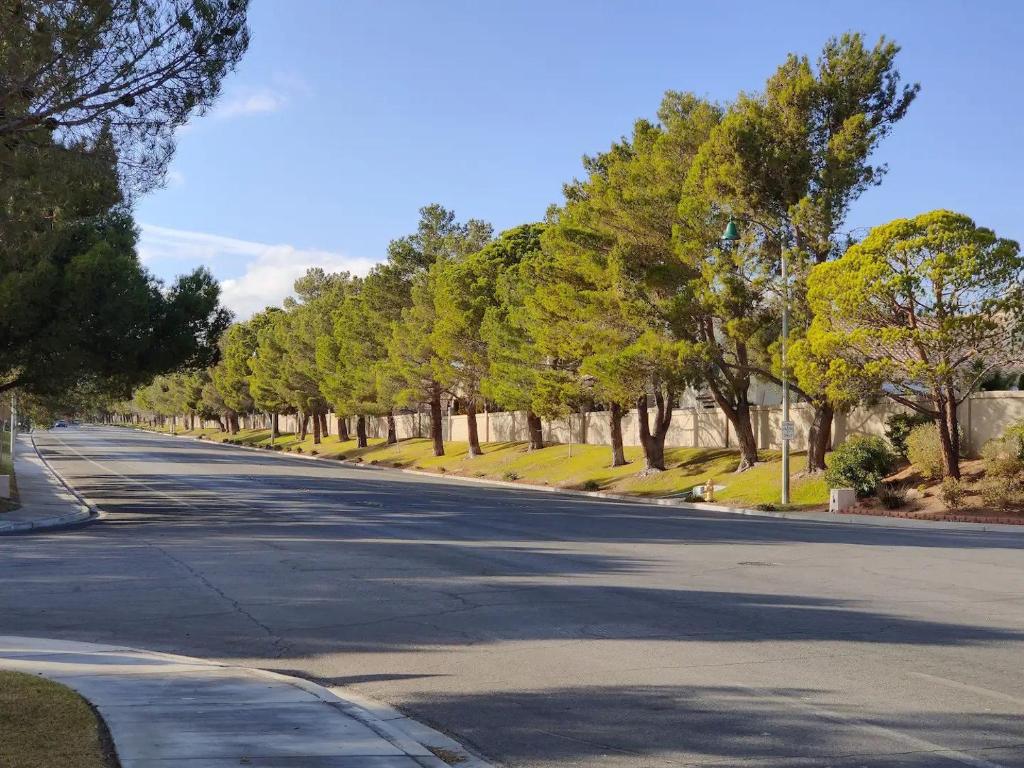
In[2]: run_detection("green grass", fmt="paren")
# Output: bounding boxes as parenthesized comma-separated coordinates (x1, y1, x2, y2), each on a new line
(135, 423, 829, 510)
(0, 671, 115, 768)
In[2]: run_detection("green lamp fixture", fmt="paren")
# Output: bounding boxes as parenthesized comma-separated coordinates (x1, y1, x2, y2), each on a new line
(721, 217, 739, 243)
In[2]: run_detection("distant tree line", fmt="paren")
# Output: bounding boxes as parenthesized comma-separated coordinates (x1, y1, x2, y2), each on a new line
(123, 33, 1022, 480)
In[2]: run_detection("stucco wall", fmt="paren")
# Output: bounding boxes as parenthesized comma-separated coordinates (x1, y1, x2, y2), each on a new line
(198, 391, 1024, 455)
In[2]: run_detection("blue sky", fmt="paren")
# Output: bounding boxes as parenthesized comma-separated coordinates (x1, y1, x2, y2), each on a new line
(136, 0, 1024, 317)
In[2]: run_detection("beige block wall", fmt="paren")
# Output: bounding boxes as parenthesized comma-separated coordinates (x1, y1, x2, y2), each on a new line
(193, 391, 1024, 456)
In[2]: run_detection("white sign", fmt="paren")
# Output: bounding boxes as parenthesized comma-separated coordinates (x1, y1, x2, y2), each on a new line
(781, 420, 796, 441)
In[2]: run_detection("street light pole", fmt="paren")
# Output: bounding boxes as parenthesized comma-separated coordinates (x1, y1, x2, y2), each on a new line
(780, 237, 791, 506)
(723, 216, 791, 505)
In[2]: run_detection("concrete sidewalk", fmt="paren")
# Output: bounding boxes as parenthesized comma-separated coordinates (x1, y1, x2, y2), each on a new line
(0, 636, 488, 768)
(0, 433, 94, 533)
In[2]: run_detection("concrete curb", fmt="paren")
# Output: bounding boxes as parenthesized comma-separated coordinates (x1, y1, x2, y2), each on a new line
(0, 635, 493, 768)
(122, 426, 1024, 534)
(0, 434, 96, 535)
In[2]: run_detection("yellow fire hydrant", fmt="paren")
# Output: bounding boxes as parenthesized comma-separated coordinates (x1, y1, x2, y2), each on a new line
(704, 478, 715, 503)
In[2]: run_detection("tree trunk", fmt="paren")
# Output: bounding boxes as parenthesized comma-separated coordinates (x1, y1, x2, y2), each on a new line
(338, 416, 349, 442)
(937, 389, 961, 479)
(466, 400, 482, 456)
(386, 410, 398, 445)
(732, 400, 758, 472)
(707, 384, 758, 471)
(609, 402, 626, 467)
(430, 384, 445, 457)
(298, 413, 308, 441)
(312, 411, 321, 445)
(271, 412, 279, 440)
(526, 410, 544, 451)
(637, 390, 673, 472)
(215, 417, 224, 432)
(805, 402, 834, 473)
(355, 415, 368, 448)
(319, 412, 329, 437)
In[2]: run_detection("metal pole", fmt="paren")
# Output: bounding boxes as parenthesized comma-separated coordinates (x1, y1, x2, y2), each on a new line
(781, 241, 791, 506)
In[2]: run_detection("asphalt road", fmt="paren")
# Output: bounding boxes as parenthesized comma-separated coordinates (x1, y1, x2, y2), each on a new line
(3, 426, 1024, 767)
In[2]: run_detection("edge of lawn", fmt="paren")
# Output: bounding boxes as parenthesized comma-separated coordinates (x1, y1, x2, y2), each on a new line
(0, 670, 120, 768)
(124, 423, 829, 511)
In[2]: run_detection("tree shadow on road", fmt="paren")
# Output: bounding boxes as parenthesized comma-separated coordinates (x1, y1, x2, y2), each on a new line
(385, 683, 1024, 767)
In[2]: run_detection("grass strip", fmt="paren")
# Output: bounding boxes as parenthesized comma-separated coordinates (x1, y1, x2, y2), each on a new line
(0, 670, 118, 768)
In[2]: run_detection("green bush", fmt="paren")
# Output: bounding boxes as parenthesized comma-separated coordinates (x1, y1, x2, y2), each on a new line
(885, 412, 931, 458)
(1004, 419, 1024, 451)
(502, 470, 521, 481)
(907, 423, 944, 480)
(824, 435, 895, 497)
(940, 477, 967, 510)
(581, 479, 601, 492)
(979, 476, 1022, 509)
(981, 437, 1024, 478)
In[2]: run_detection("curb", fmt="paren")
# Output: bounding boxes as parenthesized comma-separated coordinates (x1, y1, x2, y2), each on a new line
(1, 635, 493, 768)
(0, 435, 97, 535)
(123, 426, 1024, 534)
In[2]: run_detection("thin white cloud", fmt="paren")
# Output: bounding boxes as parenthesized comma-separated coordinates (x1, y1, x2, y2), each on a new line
(212, 88, 287, 119)
(139, 224, 378, 319)
(165, 169, 185, 187)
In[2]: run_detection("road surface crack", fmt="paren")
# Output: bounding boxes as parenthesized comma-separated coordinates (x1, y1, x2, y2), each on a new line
(146, 542, 289, 659)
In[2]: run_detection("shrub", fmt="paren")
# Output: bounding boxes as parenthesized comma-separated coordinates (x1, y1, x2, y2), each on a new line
(1004, 420, 1024, 458)
(502, 470, 521, 481)
(906, 423, 944, 480)
(885, 412, 931, 458)
(824, 435, 895, 497)
(940, 477, 967, 510)
(581, 479, 601, 492)
(310, 450, 318, 456)
(981, 437, 1024, 478)
(877, 481, 908, 509)
(294, 447, 302, 454)
(979, 476, 1021, 509)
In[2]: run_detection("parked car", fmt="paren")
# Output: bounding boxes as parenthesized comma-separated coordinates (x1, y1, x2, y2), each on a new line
(53, 420, 67, 428)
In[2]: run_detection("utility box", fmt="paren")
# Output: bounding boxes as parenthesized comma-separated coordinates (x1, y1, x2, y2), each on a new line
(829, 488, 856, 513)
(0, 475, 9, 499)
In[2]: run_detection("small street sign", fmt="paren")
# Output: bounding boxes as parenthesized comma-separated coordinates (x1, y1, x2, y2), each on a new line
(781, 420, 796, 441)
